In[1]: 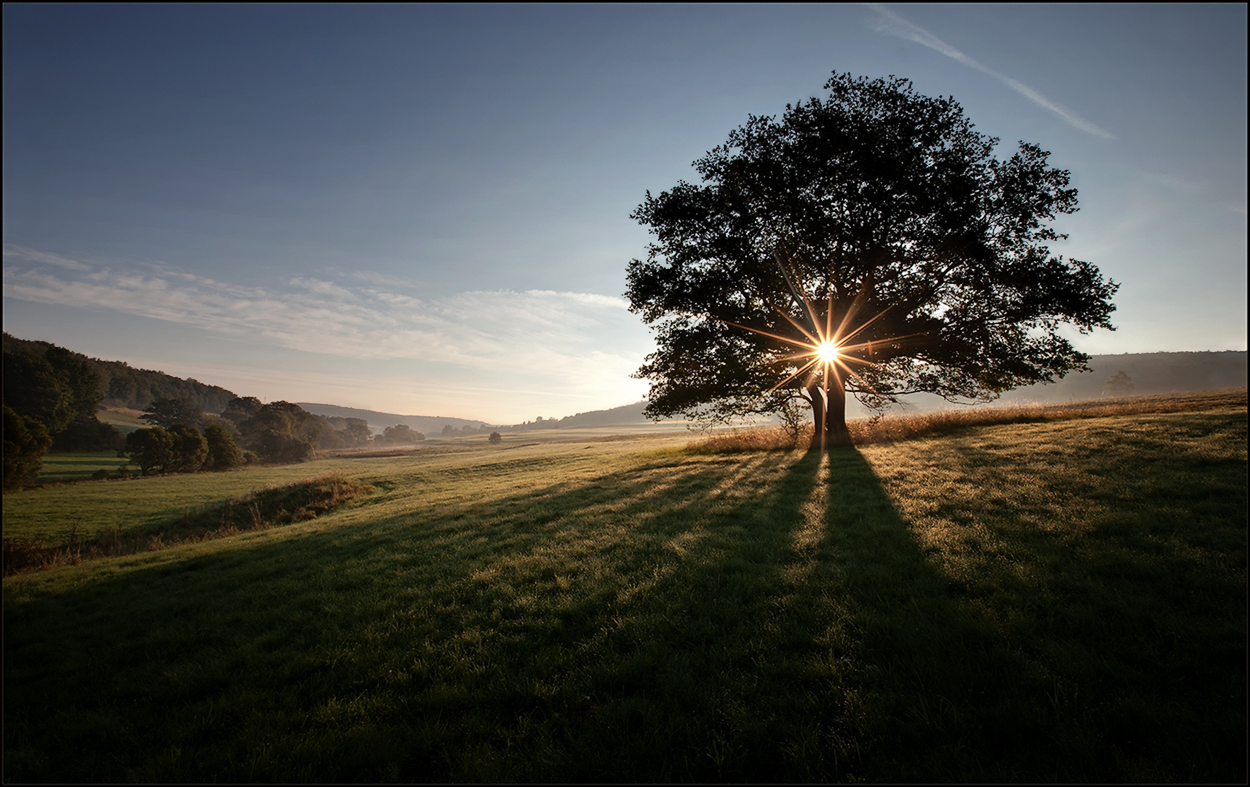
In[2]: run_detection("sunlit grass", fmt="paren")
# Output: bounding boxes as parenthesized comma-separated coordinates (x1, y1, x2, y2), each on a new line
(96, 407, 147, 434)
(3, 404, 1245, 782)
(35, 451, 124, 482)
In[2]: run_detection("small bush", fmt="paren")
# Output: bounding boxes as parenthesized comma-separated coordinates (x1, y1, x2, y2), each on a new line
(91, 469, 111, 481)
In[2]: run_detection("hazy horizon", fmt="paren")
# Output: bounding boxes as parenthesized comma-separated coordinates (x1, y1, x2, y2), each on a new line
(4, 5, 1246, 423)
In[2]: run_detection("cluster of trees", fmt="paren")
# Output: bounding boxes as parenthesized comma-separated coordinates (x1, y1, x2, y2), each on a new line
(122, 423, 244, 475)
(117, 397, 244, 475)
(2, 333, 437, 487)
(3, 342, 124, 489)
(378, 424, 425, 445)
(121, 397, 391, 475)
(126, 397, 430, 472)
(220, 398, 428, 455)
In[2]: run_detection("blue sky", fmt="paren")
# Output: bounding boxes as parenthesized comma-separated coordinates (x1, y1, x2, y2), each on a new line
(4, 4, 1245, 423)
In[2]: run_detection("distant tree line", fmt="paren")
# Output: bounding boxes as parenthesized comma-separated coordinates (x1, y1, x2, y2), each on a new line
(118, 397, 431, 477)
(1000, 351, 1247, 404)
(486, 402, 650, 433)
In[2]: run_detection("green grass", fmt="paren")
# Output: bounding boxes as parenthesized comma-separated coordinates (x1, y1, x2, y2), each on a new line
(4, 474, 373, 576)
(96, 407, 147, 431)
(3, 408, 1245, 782)
(35, 451, 125, 483)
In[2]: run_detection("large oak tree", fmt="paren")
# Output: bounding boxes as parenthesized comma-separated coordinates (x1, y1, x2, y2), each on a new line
(626, 73, 1118, 448)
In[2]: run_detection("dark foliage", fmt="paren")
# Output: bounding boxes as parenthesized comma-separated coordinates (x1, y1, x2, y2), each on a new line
(3, 351, 76, 436)
(3, 404, 51, 490)
(51, 419, 124, 453)
(121, 427, 176, 476)
(2, 333, 237, 413)
(3, 341, 111, 472)
(221, 396, 263, 428)
(166, 425, 208, 474)
(230, 400, 325, 464)
(141, 397, 206, 430)
(203, 423, 245, 471)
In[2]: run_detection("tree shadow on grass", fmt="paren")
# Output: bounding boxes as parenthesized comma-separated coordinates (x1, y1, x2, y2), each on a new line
(3, 442, 1243, 782)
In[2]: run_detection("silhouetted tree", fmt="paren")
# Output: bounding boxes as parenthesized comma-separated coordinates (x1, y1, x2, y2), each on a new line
(627, 73, 1118, 448)
(488, 431, 502, 444)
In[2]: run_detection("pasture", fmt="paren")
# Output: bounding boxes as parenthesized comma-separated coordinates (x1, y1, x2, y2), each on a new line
(3, 395, 1246, 782)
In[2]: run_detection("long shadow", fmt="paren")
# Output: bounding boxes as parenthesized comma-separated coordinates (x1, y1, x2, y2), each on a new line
(4, 441, 1242, 782)
(819, 436, 1244, 783)
(3, 450, 817, 781)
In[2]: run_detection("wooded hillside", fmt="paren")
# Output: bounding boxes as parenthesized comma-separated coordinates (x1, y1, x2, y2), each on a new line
(2, 333, 237, 414)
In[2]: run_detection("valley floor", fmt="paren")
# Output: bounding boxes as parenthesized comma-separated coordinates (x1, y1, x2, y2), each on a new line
(3, 398, 1246, 782)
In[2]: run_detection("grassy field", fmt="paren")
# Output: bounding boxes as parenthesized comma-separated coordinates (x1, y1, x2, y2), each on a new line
(96, 407, 147, 434)
(3, 395, 1245, 782)
(35, 451, 127, 483)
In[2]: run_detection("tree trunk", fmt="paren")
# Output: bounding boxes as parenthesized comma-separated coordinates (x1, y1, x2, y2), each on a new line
(807, 382, 826, 451)
(825, 376, 852, 447)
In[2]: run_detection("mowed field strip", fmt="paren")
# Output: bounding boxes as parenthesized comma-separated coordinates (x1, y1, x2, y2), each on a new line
(3, 395, 1246, 782)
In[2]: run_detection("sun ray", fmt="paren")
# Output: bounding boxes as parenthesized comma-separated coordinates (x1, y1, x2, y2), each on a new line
(762, 356, 822, 397)
(667, 261, 915, 417)
(763, 296, 823, 346)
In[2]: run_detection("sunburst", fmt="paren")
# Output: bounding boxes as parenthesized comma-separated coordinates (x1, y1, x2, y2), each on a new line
(714, 273, 897, 405)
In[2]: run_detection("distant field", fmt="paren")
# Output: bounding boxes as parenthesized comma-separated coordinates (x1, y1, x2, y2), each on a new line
(96, 406, 147, 434)
(35, 452, 125, 483)
(4, 396, 1245, 782)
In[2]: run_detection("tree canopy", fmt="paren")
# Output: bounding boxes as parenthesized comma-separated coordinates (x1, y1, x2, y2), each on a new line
(141, 397, 205, 429)
(2, 342, 119, 479)
(626, 73, 1118, 447)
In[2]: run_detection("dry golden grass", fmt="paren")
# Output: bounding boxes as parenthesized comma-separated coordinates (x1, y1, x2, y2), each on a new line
(687, 388, 1248, 453)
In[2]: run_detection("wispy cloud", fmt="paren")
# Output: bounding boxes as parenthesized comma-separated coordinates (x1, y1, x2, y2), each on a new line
(3, 243, 92, 271)
(1, 246, 651, 404)
(865, 4, 1116, 140)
